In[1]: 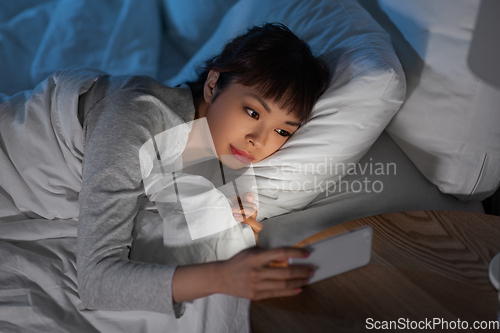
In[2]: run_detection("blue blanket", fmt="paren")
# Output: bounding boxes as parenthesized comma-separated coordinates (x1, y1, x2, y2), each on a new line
(0, 0, 187, 96)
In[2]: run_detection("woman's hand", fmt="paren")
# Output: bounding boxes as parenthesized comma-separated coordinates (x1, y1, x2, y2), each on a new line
(228, 191, 262, 242)
(216, 246, 312, 301)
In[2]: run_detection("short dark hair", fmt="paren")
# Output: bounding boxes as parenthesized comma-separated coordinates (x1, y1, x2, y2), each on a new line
(186, 23, 331, 124)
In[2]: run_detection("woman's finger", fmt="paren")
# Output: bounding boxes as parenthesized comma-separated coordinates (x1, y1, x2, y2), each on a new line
(257, 247, 309, 266)
(231, 204, 257, 215)
(236, 200, 257, 211)
(229, 198, 257, 213)
(251, 287, 303, 301)
(232, 210, 256, 221)
(233, 209, 259, 224)
(240, 217, 263, 233)
(259, 265, 312, 281)
(244, 191, 255, 203)
(233, 213, 256, 224)
(228, 192, 257, 208)
(253, 277, 306, 293)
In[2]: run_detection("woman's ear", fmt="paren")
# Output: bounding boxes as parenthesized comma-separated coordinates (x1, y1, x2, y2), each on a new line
(203, 70, 220, 104)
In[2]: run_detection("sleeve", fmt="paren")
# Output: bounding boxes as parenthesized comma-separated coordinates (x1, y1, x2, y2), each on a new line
(77, 88, 184, 316)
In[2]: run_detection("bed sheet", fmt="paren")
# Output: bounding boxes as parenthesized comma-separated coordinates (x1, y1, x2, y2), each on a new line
(0, 180, 170, 332)
(0, 218, 174, 333)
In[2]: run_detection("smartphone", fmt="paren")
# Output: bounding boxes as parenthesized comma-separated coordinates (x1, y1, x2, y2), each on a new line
(289, 225, 373, 285)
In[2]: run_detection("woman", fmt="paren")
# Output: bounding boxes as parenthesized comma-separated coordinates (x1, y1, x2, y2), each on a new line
(77, 22, 330, 329)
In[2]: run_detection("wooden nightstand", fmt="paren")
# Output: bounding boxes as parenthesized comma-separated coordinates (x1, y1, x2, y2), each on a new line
(251, 211, 500, 332)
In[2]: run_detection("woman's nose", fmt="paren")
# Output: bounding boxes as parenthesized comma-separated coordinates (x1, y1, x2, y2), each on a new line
(247, 127, 268, 148)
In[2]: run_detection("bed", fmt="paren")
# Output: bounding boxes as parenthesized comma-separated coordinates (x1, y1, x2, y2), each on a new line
(1, 0, 498, 332)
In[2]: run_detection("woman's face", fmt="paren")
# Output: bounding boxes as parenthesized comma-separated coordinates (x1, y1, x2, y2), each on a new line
(201, 71, 301, 170)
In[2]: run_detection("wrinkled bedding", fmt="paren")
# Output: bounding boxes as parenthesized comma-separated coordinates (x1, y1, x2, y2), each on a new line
(0, 0, 178, 96)
(0, 67, 103, 331)
(0, 68, 253, 332)
(0, 219, 176, 332)
(0, 1, 249, 331)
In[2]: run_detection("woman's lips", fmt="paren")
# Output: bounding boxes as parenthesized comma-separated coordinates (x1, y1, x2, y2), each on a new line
(230, 145, 254, 163)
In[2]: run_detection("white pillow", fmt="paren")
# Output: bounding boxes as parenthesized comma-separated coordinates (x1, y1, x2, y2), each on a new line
(168, 0, 406, 220)
(371, 0, 500, 200)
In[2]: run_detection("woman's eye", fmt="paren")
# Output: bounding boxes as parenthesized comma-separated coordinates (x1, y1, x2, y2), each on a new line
(246, 108, 259, 120)
(276, 129, 290, 137)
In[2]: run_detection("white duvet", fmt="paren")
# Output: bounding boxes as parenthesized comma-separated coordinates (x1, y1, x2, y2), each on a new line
(0, 63, 256, 333)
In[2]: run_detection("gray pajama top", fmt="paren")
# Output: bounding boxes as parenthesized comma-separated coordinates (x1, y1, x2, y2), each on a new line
(77, 74, 196, 315)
